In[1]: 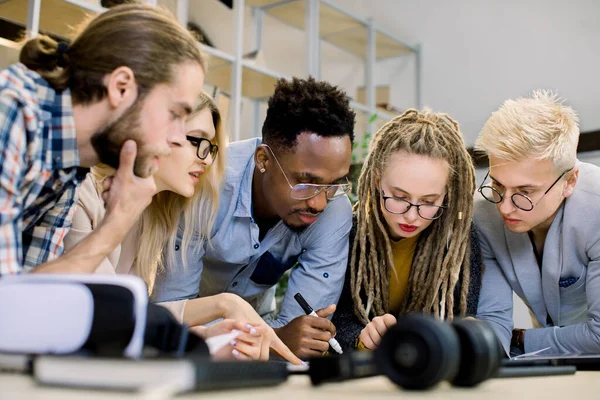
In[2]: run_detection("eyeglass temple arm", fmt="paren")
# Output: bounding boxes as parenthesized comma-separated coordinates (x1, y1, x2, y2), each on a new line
(263, 145, 295, 190)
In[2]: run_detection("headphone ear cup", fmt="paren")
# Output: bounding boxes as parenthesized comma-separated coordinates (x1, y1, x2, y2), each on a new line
(374, 314, 460, 390)
(450, 319, 501, 387)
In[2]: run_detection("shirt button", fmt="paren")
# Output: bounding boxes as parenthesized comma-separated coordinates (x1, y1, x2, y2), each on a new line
(232, 282, 238, 287)
(175, 245, 180, 251)
(323, 272, 329, 278)
(253, 244, 259, 249)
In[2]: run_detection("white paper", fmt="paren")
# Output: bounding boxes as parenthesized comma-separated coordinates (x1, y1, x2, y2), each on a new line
(510, 346, 552, 360)
(287, 361, 309, 372)
(204, 330, 241, 355)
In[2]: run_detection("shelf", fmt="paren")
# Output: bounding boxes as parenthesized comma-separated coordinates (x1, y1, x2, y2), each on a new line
(0, 0, 281, 101)
(201, 45, 283, 100)
(0, 0, 99, 39)
(202, 47, 394, 114)
(7, 0, 413, 141)
(246, 0, 283, 6)
(0, 0, 173, 39)
(350, 101, 396, 120)
(0, 38, 20, 69)
(247, 0, 414, 59)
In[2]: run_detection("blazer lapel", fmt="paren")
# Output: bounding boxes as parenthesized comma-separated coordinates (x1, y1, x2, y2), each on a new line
(504, 226, 548, 324)
(540, 205, 565, 326)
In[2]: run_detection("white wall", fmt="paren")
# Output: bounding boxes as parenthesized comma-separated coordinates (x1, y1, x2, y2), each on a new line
(188, 0, 360, 140)
(191, 0, 600, 143)
(330, 0, 600, 145)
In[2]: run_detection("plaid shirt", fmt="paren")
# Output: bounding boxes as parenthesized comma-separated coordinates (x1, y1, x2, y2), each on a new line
(0, 64, 88, 276)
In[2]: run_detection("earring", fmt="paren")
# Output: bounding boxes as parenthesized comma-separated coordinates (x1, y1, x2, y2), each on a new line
(260, 168, 266, 173)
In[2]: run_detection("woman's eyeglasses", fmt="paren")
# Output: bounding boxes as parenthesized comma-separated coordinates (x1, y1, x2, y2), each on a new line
(380, 188, 446, 220)
(186, 136, 219, 161)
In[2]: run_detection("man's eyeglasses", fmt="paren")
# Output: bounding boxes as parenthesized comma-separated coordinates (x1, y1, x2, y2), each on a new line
(265, 145, 352, 201)
(186, 136, 219, 161)
(380, 188, 446, 220)
(478, 168, 573, 211)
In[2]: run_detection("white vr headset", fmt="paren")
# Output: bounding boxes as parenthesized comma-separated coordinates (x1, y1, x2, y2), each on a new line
(0, 274, 206, 358)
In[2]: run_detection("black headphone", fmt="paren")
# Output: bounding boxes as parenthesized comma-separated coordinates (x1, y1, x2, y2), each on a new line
(309, 314, 503, 390)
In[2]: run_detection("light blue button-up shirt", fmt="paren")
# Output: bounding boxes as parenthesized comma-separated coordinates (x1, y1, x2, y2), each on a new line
(152, 138, 353, 327)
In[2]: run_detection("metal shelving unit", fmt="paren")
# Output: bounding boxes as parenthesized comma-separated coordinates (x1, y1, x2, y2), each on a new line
(2, 0, 420, 148)
(248, 0, 415, 60)
(245, 0, 421, 146)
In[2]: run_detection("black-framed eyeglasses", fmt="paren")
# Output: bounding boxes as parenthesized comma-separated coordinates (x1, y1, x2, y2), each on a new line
(477, 168, 573, 211)
(264, 145, 352, 201)
(380, 188, 447, 220)
(186, 135, 219, 161)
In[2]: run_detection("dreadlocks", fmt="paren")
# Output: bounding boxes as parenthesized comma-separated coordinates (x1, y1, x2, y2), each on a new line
(350, 108, 476, 325)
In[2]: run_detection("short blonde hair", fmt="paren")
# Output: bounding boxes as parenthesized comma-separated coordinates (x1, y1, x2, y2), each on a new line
(475, 90, 579, 172)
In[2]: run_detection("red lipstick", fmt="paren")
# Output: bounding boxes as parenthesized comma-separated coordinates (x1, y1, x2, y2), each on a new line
(399, 224, 418, 233)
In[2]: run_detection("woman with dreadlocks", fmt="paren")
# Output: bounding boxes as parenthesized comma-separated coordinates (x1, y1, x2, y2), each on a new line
(331, 108, 483, 351)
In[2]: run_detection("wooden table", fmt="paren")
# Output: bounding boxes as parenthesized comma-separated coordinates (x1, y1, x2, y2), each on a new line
(1, 371, 598, 399)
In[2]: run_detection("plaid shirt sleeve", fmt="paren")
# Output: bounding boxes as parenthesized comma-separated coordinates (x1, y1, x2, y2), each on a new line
(0, 90, 28, 275)
(22, 185, 79, 271)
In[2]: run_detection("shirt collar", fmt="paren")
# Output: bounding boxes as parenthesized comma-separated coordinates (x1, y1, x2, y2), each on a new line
(6, 65, 81, 172)
(233, 139, 261, 218)
(45, 88, 80, 171)
(25, 66, 81, 171)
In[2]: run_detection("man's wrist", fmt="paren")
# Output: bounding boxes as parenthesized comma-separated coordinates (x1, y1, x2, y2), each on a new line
(100, 212, 134, 237)
(511, 328, 526, 352)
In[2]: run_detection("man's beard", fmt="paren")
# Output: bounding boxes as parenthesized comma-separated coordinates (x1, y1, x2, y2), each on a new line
(282, 208, 321, 233)
(283, 219, 308, 233)
(91, 99, 151, 178)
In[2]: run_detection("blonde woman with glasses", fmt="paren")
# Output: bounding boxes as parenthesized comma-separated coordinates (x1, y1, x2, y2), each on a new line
(64, 92, 300, 364)
(331, 108, 484, 352)
(153, 77, 357, 360)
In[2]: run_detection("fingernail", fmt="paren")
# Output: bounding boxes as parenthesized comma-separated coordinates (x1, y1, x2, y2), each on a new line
(232, 349, 240, 356)
(231, 329, 240, 334)
(123, 141, 134, 152)
(230, 340, 237, 346)
(244, 324, 253, 330)
(250, 328, 257, 335)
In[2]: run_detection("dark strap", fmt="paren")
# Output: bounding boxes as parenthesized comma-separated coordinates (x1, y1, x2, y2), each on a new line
(143, 303, 209, 358)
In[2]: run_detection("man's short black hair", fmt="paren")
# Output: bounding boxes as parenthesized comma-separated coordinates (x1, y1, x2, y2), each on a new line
(262, 77, 355, 151)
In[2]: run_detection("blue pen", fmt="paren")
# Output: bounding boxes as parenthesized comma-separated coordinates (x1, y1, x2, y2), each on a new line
(294, 292, 343, 354)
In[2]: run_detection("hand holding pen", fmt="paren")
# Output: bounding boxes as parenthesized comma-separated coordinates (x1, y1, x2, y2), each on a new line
(273, 294, 341, 359)
(294, 293, 343, 355)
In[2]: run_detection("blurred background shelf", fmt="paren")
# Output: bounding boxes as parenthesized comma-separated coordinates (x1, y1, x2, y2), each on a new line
(0, 0, 100, 38)
(246, 0, 415, 59)
(0, 37, 20, 69)
(2, 0, 419, 149)
(201, 45, 283, 100)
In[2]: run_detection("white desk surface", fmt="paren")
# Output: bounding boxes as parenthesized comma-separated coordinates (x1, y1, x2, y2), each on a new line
(1, 371, 598, 400)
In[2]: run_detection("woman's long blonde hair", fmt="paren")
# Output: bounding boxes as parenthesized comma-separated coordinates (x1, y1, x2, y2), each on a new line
(351, 108, 476, 325)
(91, 91, 227, 294)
